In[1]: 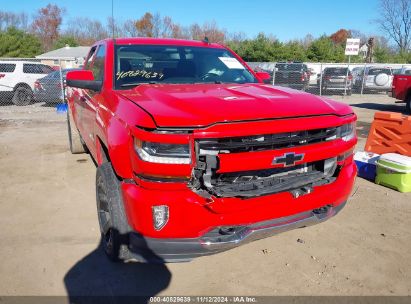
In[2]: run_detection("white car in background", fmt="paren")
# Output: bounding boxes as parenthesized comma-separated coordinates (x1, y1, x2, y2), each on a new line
(363, 67, 393, 92)
(352, 66, 393, 92)
(0, 61, 54, 106)
(308, 67, 318, 86)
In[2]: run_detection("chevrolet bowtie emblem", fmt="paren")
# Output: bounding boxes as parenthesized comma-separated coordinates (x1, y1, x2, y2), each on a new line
(272, 152, 305, 167)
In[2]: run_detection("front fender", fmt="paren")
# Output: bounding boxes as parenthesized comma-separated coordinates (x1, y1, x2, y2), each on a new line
(95, 94, 157, 179)
(106, 117, 133, 178)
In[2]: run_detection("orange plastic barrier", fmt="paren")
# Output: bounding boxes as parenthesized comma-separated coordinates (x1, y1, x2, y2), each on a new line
(365, 112, 411, 156)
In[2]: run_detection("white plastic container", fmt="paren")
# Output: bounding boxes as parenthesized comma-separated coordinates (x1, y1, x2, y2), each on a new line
(354, 151, 380, 181)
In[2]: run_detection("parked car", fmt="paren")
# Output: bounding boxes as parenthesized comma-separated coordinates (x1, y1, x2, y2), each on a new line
(389, 73, 411, 113)
(66, 38, 357, 263)
(317, 67, 353, 95)
(273, 62, 310, 91)
(252, 66, 273, 84)
(393, 67, 411, 75)
(0, 61, 54, 106)
(393, 66, 411, 75)
(392, 68, 403, 75)
(353, 67, 393, 93)
(34, 69, 79, 104)
(308, 67, 318, 86)
(365, 67, 393, 92)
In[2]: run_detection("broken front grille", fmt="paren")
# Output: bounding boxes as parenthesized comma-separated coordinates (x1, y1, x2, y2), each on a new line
(198, 127, 337, 153)
(209, 159, 338, 198)
(189, 155, 339, 199)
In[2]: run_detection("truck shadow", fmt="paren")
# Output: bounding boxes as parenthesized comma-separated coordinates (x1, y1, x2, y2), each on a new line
(64, 237, 172, 304)
(351, 102, 407, 114)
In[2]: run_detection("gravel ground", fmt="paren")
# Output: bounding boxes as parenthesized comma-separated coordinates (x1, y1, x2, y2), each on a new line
(0, 94, 410, 298)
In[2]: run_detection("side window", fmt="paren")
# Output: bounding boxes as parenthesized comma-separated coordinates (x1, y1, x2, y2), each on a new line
(92, 45, 106, 81)
(84, 46, 97, 70)
(0, 64, 16, 73)
(23, 64, 51, 74)
(23, 64, 37, 73)
(40, 65, 53, 74)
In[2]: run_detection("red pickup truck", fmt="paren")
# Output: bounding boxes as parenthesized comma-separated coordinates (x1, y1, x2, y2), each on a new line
(390, 74, 411, 113)
(66, 38, 357, 263)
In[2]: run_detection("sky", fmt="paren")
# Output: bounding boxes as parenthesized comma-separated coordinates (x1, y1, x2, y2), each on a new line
(2, 0, 381, 41)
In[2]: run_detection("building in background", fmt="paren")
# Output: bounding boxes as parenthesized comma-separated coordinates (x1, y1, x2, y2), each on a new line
(35, 45, 90, 68)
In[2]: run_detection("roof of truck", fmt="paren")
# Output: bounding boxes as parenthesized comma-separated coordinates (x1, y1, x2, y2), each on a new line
(98, 37, 225, 49)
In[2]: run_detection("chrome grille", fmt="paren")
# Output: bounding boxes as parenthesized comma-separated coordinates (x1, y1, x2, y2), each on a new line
(198, 127, 337, 153)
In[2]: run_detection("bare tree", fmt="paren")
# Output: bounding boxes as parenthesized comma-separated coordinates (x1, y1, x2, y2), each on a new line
(65, 17, 108, 45)
(107, 17, 124, 38)
(189, 23, 203, 41)
(349, 29, 367, 45)
(0, 11, 29, 31)
(123, 19, 139, 37)
(31, 4, 64, 51)
(201, 21, 226, 43)
(376, 0, 411, 52)
(228, 31, 247, 43)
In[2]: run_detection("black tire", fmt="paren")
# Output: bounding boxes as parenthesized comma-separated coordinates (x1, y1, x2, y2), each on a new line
(12, 86, 33, 106)
(96, 162, 132, 262)
(67, 107, 86, 154)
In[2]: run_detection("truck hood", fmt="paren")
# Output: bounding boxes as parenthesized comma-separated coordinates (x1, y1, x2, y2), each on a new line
(119, 83, 353, 127)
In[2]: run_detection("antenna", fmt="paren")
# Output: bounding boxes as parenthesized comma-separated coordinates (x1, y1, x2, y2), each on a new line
(111, 0, 115, 39)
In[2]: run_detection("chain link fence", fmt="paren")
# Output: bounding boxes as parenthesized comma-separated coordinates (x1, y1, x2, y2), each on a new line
(0, 58, 408, 116)
(248, 62, 410, 97)
(0, 58, 82, 113)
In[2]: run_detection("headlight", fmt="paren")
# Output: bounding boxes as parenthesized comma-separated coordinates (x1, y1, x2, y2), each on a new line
(339, 122, 356, 141)
(326, 122, 356, 142)
(134, 138, 191, 164)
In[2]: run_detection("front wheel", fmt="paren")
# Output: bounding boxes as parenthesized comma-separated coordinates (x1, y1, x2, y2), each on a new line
(96, 162, 132, 262)
(12, 86, 33, 106)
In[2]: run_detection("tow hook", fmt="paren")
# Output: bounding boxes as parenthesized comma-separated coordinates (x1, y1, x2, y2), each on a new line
(290, 186, 313, 198)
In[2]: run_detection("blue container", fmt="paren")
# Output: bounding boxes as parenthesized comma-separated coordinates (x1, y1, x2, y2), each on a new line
(354, 151, 380, 181)
(56, 103, 68, 114)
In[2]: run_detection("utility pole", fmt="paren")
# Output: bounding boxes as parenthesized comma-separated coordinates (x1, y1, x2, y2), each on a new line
(111, 0, 115, 38)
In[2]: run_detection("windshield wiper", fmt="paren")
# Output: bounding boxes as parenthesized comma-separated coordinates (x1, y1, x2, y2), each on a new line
(120, 81, 158, 87)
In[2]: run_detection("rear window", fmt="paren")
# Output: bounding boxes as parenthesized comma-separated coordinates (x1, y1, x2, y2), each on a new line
(0, 63, 16, 73)
(324, 68, 349, 75)
(368, 68, 391, 75)
(276, 64, 304, 71)
(23, 64, 54, 74)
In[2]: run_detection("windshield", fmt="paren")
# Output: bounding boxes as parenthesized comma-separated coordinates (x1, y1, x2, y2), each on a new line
(114, 45, 257, 88)
(324, 68, 349, 75)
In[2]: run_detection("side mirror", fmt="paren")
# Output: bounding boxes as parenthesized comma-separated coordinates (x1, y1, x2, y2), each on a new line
(66, 70, 102, 91)
(255, 71, 271, 84)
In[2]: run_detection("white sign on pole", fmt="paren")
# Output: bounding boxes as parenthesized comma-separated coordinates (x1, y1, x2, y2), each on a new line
(345, 38, 361, 56)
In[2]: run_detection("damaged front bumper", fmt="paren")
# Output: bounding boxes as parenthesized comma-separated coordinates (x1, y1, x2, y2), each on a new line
(127, 202, 346, 263)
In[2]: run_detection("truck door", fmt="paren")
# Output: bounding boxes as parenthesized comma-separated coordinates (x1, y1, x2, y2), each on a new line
(72, 46, 96, 140)
(81, 44, 106, 156)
